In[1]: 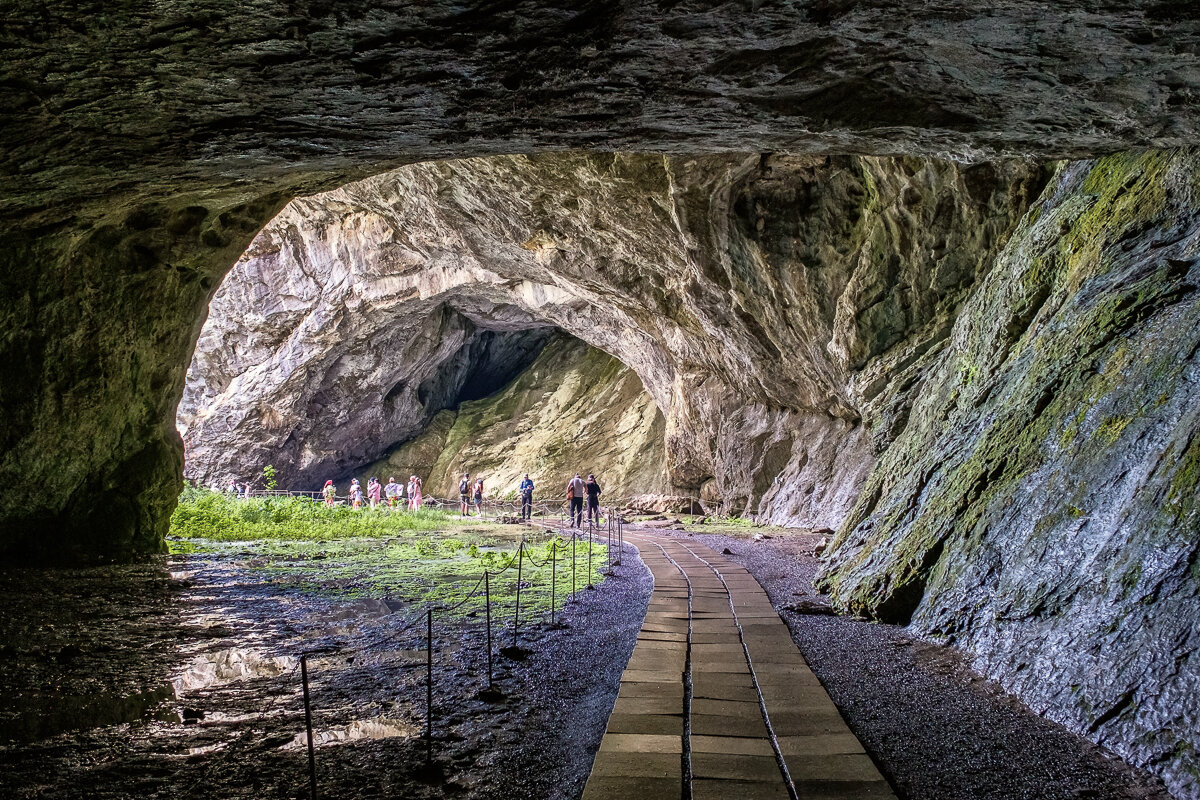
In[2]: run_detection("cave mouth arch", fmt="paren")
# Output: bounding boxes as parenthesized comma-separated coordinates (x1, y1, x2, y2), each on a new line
(176, 149, 1046, 526)
(175, 156, 692, 498)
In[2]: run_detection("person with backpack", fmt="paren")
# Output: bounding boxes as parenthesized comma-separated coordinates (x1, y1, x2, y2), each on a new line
(567, 473, 585, 528)
(322, 480, 336, 506)
(519, 473, 534, 521)
(473, 477, 484, 513)
(459, 473, 471, 516)
(585, 474, 602, 527)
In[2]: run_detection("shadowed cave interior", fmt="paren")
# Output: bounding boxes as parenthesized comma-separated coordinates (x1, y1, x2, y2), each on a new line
(1, 3, 1199, 799)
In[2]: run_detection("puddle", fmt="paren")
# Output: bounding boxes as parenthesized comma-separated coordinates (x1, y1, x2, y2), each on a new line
(172, 648, 297, 694)
(282, 717, 417, 749)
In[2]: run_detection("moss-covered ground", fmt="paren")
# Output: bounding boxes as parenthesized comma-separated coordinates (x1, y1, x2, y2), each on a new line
(167, 487, 608, 620)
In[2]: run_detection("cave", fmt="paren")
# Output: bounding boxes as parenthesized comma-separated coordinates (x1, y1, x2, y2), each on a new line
(2, 3, 1199, 799)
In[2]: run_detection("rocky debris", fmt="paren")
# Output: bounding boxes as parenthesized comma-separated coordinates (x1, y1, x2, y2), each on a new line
(785, 599, 837, 616)
(624, 495, 707, 515)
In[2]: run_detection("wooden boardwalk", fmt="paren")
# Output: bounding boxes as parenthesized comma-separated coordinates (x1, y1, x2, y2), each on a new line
(583, 530, 896, 800)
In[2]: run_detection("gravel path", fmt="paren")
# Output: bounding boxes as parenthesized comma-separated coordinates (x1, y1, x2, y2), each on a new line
(679, 527, 1171, 800)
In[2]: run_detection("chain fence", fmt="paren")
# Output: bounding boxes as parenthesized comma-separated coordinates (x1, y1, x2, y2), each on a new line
(200, 506, 627, 798)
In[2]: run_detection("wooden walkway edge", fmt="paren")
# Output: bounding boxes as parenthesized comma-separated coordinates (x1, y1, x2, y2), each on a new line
(582, 530, 896, 800)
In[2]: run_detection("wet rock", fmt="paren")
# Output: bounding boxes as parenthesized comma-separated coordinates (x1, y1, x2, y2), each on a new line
(785, 599, 836, 616)
(172, 648, 296, 694)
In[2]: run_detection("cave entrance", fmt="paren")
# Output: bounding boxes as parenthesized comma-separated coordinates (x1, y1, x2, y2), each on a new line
(175, 161, 673, 501)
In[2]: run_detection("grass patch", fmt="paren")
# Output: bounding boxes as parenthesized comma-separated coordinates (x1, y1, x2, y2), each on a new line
(170, 486, 455, 541)
(168, 487, 610, 619)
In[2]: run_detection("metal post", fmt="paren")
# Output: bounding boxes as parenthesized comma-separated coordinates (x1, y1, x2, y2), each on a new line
(426, 608, 433, 767)
(300, 655, 318, 800)
(572, 532, 577, 597)
(606, 509, 612, 570)
(551, 540, 557, 626)
(513, 542, 523, 647)
(587, 525, 594, 589)
(484, 571, 493, 688)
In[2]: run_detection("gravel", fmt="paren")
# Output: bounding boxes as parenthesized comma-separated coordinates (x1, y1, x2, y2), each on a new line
(683, 528, 1172, 800)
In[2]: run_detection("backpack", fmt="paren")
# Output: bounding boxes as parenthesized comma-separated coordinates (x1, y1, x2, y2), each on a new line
(460, 479, 469, 493)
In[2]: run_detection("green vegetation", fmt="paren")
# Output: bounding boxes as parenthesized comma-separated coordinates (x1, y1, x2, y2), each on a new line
(167, 486, 608, 619)
(262, 464, 277, 491)
(241, 534, 607, 618)
(170, 485, 451, 541)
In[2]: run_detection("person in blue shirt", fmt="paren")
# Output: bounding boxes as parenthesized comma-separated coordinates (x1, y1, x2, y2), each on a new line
(519, 473, 534, 521)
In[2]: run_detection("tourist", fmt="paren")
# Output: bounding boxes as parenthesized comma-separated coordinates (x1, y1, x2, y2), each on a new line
(228, 479, 238, 495)
(409, 475, 423, 510)
(350, 478, 363, 509)
(585, 473, 602, 527)
(473, 477, 484, 513)
(519, 473, 534, 521)
(322, 480, 336, 506)
(567, 473, 585, 528)
(459, 473, 471, 516)
(368, 477, 381, 509)
(384, 476, 400, 508)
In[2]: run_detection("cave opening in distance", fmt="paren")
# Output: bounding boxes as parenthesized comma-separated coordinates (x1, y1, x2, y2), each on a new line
(176, 158, 677, 499)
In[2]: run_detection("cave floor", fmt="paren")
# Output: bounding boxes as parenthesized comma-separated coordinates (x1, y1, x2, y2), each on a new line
(0, 538, 651, 799)
(0, 525, 1173, 800)
(677, 526, 1172, 800)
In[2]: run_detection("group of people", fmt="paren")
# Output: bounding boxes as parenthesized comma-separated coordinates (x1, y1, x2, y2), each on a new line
(455, 471, 601, 526)
(307, 470, 603, 522)
(458, 473, 486, 516)
(566, 473, 602, 528)
(322, 476, 424, 510)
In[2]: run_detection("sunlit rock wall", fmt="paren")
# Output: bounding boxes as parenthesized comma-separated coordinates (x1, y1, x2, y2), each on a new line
(359, 335, 668, 500)
(819, 151, 1200, 798)
(183, 153, 1040, 526)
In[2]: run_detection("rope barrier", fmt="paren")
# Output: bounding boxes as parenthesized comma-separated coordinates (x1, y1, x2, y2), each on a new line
(199, 497, 641, 795)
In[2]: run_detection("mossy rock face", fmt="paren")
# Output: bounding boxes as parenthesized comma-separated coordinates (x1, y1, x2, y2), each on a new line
(819, 150, 1200, 795)
(0, 190, 293, 563)
(421, 335, 668, 500)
